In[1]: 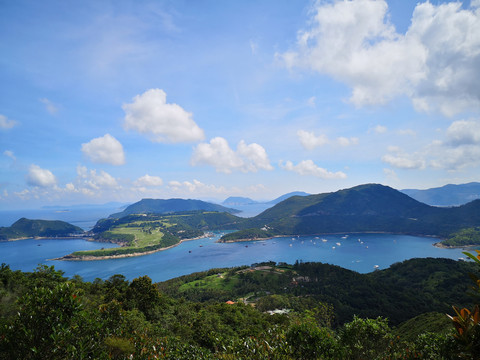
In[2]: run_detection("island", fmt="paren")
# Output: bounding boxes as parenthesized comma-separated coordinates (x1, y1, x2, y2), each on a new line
(0, 218, 84, 241)
(56, 211, 240, 260)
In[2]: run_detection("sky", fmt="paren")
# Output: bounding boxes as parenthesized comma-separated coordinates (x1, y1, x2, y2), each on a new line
(1, 0, 480, 210)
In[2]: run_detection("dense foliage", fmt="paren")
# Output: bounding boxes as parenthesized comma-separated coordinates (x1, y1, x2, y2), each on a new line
(110, 198, 239, 218)
(441, 227, 480, 247)
(225, 184, 480, 240)
(1, 256, 479, 359)
(0, 218, 84, 240)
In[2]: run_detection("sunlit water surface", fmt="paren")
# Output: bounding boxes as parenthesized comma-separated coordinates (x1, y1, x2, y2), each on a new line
(0, 232, 471, 282)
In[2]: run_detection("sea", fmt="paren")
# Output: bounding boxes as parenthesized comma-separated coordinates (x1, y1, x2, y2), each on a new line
(0, 207, 473, 283)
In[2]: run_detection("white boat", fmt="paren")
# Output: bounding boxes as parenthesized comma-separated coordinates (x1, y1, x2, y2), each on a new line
(322, 239, 328, 242)
(374, 265, 379, 269)
(332, 246, 336, 249)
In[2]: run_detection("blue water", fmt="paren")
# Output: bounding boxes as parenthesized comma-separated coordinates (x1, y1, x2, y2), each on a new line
(0, 232, 471, 282)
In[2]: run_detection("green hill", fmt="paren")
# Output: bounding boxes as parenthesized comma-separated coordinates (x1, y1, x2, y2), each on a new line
(0, 218, 84, 240)
(225, 184, 480, 240)
(109, 198, 239, 218)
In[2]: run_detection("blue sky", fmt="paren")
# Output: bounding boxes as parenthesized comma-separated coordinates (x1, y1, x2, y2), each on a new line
(1, 0, 480, 209)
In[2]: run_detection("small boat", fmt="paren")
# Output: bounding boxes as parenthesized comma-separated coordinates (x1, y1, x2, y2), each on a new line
(189, 250, 192, 253)
(332, 246, 336, 249)
(289, 244, 293, 247)
(374, 265, 379, 269)
(322, 239, 328, 242)
(336, 242, 341, 246)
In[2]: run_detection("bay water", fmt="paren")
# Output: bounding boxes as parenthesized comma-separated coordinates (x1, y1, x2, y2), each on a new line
(0, 232, 470, 283)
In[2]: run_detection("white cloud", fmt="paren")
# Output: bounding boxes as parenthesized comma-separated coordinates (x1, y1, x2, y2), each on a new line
(39, 98, 58, 115)
(76, 165, 118, 191)
(191, 137, 273, 173)
(336, 136, 359, 147)
(123, 88, 205, 143)
(281, 160, 347, 179)
(0, 114, 17, 130)
(134, 174, 163, 187)
(298, 130, 358, 149)
(81, 134, 125, 166)
(3, 150, 15, 161)
(26, 164, 57, 187)
(298, 130, 329, 150)
(445, 119, 480, 146)
(281, 0, 480, 116)
(382, 153, 426, 170)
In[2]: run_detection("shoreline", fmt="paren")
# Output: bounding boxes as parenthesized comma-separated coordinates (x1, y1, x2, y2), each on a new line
(218, 231, 443, 244)
(53, 233, 211, 261)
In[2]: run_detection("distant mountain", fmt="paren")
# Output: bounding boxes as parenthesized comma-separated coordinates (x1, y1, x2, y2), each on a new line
(401, 182, 480, 206)
(222, 197, 257, 206)
(232, 184, 480, 238)
(110, 198, 239, 218)
(267, 191, 310, 205)
(0, 218, 84, 240)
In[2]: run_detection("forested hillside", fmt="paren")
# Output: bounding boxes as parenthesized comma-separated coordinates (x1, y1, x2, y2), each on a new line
(1, 256, 480, 359)
(0, 218, 84, 240)
(225, 184, 480, 241)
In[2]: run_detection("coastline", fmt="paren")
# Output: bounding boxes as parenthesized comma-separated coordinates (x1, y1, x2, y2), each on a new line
(3, 235, 92, 242)
(53, 233, 210, 261)
(219, 231, 443, 244)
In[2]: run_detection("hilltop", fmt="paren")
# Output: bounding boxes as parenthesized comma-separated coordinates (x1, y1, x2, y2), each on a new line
(109, 198, 239, 218)
(0, 218, 84, 240)
(222, 184, 480, 241)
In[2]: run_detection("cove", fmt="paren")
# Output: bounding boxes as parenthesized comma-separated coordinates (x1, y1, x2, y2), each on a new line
(0, 232, 471, 282)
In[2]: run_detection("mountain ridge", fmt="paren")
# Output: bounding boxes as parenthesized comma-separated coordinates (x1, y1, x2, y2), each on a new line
(109, 198, 239, 218)
(225, 183, 480, 240)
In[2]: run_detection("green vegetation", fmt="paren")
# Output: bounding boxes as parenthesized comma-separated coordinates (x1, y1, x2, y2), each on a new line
(110, 198, 239, 218)
(68, 211, 240, 259)
(222, 184, 480, 242)
(219, 227, 275, 242)
(1, 257, 480, 359)
(0, 218, 84, 240)
(441, 227, 480, 247)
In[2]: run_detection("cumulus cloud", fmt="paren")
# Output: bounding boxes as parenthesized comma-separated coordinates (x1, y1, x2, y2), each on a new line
(429, 119, 480, 169)
(191, 137, 273, 173)
(298, 130, 358, 149)
(26, 164, 57, 187)
(81, 134, 125, 166)
(134, 174, 163, 187)
(298, 130, 329, 150)
(0, 114, 17, 130)
(123, 88, 205, 143)
(72, 166, 118, 195)
(445, 120, 480, 146)
(281, 160, 347, 179)
(281, 0, 480, 116)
